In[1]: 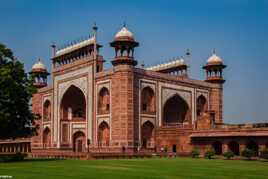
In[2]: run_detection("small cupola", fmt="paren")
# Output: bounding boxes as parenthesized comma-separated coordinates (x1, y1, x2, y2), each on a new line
(203, 51, 226, 84)
(110, 25, 139, 66)
(29, 59, 50, 88)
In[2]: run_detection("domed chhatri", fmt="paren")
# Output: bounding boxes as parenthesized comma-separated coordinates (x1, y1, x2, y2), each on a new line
(110, 25, 139, 66)
(203, 51, 226, 84)
(30, 59, 50, 88)
(114, 26, 135, 41)
(32, 59, 48, 73)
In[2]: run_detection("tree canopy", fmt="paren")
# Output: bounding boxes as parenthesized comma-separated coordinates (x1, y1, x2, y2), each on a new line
(0, 43, 36, 139)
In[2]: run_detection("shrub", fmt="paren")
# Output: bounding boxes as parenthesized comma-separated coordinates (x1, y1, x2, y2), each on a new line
(223, 151, 235, 159)
(241, 148, 255, 160)
(0, 152, 27, 162)
(260, 148, 268, 159)
(191, 148, 200, 158)
(204, 149, 215, 159)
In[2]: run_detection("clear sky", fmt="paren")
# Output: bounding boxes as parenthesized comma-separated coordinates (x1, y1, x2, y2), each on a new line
(1, 0, 267, 123)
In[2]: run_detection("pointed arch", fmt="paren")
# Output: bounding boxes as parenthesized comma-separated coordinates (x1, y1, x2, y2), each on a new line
(60, 85, 86, 121)
(141, 87, 155, 114)
(141, 121, 155, 148)
(73, 131, 85, 152)
(43, 127, 51, 148)
(43, 100, 51, 121)
(196, 95, 207, 117)
(212, 141, 222, 155)
(163, 94, 190, 125)
(98, 121, 110, 147)
(228, 141, 240, 155)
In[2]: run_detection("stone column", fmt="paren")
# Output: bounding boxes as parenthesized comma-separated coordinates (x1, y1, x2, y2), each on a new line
(222, 142, 228, 153)
(239, 144, 246, 155)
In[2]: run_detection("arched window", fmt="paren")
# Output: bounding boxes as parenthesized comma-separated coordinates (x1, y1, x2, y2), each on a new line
(43, 100, 51, 121)
(163, 95, 190, 125)
(43, 127, 51, 148)
(197, 95, 207, 117)
(212, 141, 222, 155)
(246, 141, 259, 156)
(98, 87, 110, 115)
(60, 85, 86, 121)
(228, 141, 240, 155)
(98, 121, 110, 147)
(73, 131, 85, 152)
(141, 121, 155, 148)
(141, 87, 155, 114)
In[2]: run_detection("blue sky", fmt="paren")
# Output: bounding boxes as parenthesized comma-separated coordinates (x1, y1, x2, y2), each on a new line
(1, 0, 268, 123)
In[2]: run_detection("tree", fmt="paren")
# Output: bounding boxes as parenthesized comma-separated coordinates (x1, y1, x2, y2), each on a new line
(241, 148, 255, 160)
(260, 148, 268, 160)
(191, 148, 200, 158)
(223, 151, 235, 160)
(204, 149, 215, 159)
(0, 43, 36, 139)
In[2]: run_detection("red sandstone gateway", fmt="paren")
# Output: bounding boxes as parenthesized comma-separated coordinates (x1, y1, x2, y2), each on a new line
(1, 24, 267, 158)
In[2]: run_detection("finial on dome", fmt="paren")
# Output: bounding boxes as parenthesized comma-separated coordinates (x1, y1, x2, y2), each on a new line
(213, 48, 216, 54)
(123, 21, 126, 27)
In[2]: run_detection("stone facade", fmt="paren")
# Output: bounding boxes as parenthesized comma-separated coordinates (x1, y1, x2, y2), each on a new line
(2, 26, 267, 157)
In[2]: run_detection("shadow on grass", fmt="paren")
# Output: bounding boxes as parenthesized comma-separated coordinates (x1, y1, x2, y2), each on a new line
(0, 158, 64, 163)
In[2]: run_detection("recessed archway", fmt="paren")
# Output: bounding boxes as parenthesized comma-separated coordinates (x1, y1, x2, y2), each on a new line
(196, 95, 207, 117)
(98, 87, 110, 115)
(163, 94, 190, 125)
(246, 141, 259, 156)
(43, 100, 51, 121)
(60, 85, 86, 121)
(228, 141, 240, 155)
(141, 87, 155, 114)
(212, 141, 222, 155)
(43, 127, 51, 148)
(98, 121, 110, 147)
(73, 131, 86, 152)
(141, 121, 155, 148)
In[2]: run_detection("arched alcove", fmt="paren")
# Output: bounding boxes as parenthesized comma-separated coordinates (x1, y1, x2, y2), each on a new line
(228, 141, 240, 155)
(98, 121, 110, 147)
(196, 95, 207, 117)
(73, 131, 85, 152)
(141, 87, 155, 114)
(43, 100, 51, 121)
(212, 141, 222, 155)
(141, 121, 155, 148)
(43, 127, 51, 148)
(98, 87, 110, 115)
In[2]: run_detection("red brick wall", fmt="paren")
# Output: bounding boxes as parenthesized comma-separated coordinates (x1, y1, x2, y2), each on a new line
(210, 85, 223, 124)
(31, 93, 43, 148)
(111, 65, 135, 149)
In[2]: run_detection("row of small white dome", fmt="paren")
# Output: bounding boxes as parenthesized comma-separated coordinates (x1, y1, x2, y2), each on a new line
(32, 52, 223, 72)
(32, 26, 223, 71)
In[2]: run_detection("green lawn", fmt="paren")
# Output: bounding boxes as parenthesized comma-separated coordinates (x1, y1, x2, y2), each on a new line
(0, 157, 268, 179)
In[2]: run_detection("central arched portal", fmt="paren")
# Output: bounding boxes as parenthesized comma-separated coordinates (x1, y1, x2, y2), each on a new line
(163, 95, 190, 126)
(60, 85, 86, 121)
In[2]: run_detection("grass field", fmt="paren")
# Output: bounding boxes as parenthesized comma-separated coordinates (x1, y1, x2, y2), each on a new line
(0, 157, 268, 179)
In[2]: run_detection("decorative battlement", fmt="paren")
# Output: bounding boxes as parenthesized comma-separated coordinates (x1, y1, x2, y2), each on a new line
(146, 58, 188, 76)
(55, 37, 96, 58)
(51, 37, 102, 69)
